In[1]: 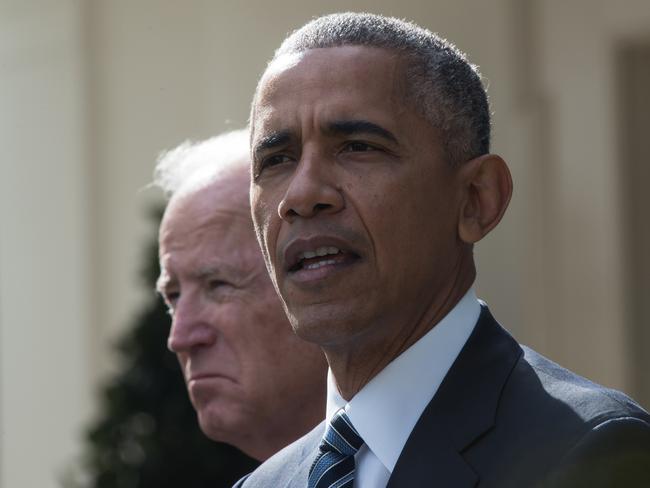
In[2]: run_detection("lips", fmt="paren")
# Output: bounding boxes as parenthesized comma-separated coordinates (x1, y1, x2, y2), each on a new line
(283, 236, 361, 274)
(187, 372, 235, 384)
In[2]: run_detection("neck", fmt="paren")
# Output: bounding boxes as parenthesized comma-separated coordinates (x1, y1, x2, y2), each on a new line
(325, 256, 476, 401)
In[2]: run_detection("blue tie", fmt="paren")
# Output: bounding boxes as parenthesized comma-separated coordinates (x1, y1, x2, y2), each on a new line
(308, 409, 364, 488)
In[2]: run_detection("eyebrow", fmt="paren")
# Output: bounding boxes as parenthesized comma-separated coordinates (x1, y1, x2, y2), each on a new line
(193, 265, 224, 281)
(253, 129, 292, 160)
(326, 119, 398, 144)
(154, 264, 226, 293)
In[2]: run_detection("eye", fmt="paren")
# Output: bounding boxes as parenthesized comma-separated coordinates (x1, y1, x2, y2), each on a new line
(161, 291, 179, 315)
(260, 154, 292, 171)
(342, 141, 376, 152)
(207, 279, 227, 291)
(204, 277, 234, 300)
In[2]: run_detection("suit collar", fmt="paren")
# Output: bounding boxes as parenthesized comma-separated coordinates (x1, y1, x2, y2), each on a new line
(387, 306, 522, 487)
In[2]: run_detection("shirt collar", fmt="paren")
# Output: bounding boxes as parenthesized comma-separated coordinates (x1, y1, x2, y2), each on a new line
(325, 288, 481, 472)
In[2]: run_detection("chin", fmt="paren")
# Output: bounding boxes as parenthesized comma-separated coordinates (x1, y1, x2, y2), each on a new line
(198, 407, 264, 459)
(196, 403, 239, 442)
(291, 307, 363, 347)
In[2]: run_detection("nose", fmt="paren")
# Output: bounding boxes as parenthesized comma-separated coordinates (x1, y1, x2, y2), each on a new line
(167, 294, 216, 353)
(278, 153, 344, 221)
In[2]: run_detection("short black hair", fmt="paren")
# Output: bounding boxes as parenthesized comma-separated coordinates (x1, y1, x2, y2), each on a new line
(266, 12, 491, 166)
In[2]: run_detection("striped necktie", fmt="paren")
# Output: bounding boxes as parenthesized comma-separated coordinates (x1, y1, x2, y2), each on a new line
(308, 409, 364, 488)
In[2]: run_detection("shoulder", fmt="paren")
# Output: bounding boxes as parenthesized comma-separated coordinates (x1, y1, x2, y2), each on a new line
(516, 346, 648, 423)
(487, 345, 650, 485)
(468, 309, 648, 436)
(543, 415, 650, 487)
(233, 421, 324, 488)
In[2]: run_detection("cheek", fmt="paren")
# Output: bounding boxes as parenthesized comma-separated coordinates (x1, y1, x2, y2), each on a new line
(231, 296, 288, 353)
(264, 309, 300, 357)
(366, 178, 454, 259)
(176, 353, 189, 376)
(252, 197, 279, 256)
(353, 177, 412, 237)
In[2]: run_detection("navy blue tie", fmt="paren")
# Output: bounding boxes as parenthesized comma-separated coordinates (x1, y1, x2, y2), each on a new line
(308, 409, 364, 488)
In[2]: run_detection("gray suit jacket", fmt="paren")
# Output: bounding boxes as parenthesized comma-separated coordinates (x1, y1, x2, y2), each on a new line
(235, 307, 650, 487)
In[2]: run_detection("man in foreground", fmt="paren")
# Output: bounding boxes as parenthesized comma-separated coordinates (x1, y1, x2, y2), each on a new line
(238, 12, 650, 487)
(154, 129, 327, 461)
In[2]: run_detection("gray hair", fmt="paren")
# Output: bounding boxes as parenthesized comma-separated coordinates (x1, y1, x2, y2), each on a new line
(263, 12, 490, 166)
(153, 128, 249, 199)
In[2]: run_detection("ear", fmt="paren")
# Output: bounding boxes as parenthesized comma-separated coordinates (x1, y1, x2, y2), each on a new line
(457, 154, 512, 244)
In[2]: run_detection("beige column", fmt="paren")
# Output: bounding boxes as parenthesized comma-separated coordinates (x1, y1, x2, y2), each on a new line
(531, 0, 650, 393)
(0, 1, 92, 487)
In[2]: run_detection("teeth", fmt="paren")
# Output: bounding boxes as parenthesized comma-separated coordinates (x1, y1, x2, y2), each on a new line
(299, 247, 340, 260)
(304, 259, 338, 270)
(317, 246, 339, 256)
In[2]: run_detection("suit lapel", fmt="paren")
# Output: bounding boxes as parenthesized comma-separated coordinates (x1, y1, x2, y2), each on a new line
(388, 431, 478, 488)
(286, 447, 319, 488)
(286, 422, 324, 488)
(388, 307, 522, 487)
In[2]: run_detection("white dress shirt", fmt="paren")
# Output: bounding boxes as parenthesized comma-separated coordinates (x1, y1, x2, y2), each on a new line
(325, 288, 481, 488)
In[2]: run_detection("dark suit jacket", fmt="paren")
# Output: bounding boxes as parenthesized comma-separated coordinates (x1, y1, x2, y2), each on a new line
(235, 306, 650, 487)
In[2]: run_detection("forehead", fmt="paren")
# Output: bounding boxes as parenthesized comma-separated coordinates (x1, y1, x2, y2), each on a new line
(159, 178, 254, 256)
(253, 46, 409, 135)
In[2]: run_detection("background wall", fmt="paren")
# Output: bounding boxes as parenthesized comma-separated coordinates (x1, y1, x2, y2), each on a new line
(1, 1, 649, 486)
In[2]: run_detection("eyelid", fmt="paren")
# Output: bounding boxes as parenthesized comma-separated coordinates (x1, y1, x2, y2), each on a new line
(160, 290, 179, 315)
(256, 153, 294, 177)
(203, 273, 235, 290)
(163, 290, 179, 303)
(342, 140, 376, 150)
(264, 153, 292, 165)
(340, 139, 391, 157)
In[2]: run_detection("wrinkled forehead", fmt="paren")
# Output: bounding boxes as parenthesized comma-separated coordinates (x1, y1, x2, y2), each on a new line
(252, 46, 409, 135)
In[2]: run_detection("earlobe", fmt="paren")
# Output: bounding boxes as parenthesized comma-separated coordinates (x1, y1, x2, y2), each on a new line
(458, 154, 513, 244)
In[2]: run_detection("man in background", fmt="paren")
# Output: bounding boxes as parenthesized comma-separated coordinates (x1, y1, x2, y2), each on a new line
(154, 129, 327, 461)
(238, 12, 650, 487)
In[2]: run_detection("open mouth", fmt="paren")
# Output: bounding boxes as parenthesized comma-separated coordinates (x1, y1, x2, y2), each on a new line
(288, 246, 359, 273)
